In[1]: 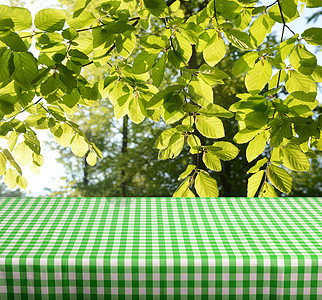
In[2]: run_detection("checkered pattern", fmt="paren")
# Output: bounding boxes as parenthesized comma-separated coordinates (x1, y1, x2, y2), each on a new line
(0, 197, 321, 299)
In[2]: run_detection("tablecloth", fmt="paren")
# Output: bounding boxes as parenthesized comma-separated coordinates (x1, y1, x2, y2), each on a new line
(0, 197, 321, 299)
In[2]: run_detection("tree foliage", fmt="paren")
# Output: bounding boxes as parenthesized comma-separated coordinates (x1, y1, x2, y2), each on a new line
(0, 0, 321, 197)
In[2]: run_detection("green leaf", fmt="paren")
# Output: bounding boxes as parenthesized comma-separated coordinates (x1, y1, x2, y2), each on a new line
(62, 28, 79, 42)
(180, 22, 204, 44)
(40, 75, 59, 96)
(140, 35, 167, 54)
(147, 85, 184, 109)
(199, 103, 233, 118)
(246, 131, 267, 163)
(301, 27, 322, 46)
(104, 21, 135, 34)
(275, 34, 299, 62)
(34, 9, 66, 32)
(306, 0, 322, 7)
(259, 182, 278, 197)
(269, 70, 286, 89)
(245, 59, 272, 92)
(224, 29, 254, 50)
(132, 51, 158, 74)
(249, 13, 271, 47)
(268, 0, 298, 23)
(187, 134, 201, 154)
(289, 44, 317, 75)
(0, 5, 11, 23)
(70, 134, 89, 157)
(247, 157, 268, 174)
(285, 70, 317, 102)
(244, 111, 268, 129)
(116, 32, 136, 59)
(182, 103, 199, 113)
(155, 128, 178, 149)
(12, 52, 38, 88)
(0, 48, 12, 82)
(8, 124, 22, 140)
(247, 170, 264, 197)
(196, 115, 225, 139)
(73, 0, 92, 18)
(203, 31, 226, 66)
(281, 144, 310, 171)
(152, 54, 166, 87)
(216, 0, 242, 20)
(178, 164, 196, 180)
(12, 7, 32, 31)
(232, 51, 258, 75)
(174, 32, 192, 65)
(4, 168, 18, 189)
(69, 11, 96, 30)
(173, 177, 190, 197)
(203, 152, 222, 172)
(17, 175, 27, 189)
(195, 171, 219, 197)
(234, 128, 262, 144)
(163, 93, 183, 122)
(53, 124, 73, 146)
(267, 164, 292, 194)
(311, 65, 322, 83)
(209, 141, 239, 161)
(32, 153, 44, 167)
(86, 152, 97, 166)
(158, 135, 184, 159)
(13, 142, 32, 166)
(0, 32, 27, 51)
(183, 189, 195, 197)
(143, 0, 169, 17)
(188, 77, 213, 107)
(58, 68, 77, 89)
(61, 90, 80, 108)
(129, 97, 145, 124)
(0, 152, 6, 175)
(3, 149, 22, 175)
(198, 64, 230, 84)
(235, 9, 252, 30)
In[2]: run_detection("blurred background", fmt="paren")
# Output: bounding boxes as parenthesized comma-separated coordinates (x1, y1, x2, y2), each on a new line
(1, 0, 321, 197)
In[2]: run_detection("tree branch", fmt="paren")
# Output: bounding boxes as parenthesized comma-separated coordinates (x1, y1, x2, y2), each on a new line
(213, 0, 219, 26)
(166, 0, 176, 6)
(8, 98, 43, 122)
(266, 0, 278, 9)
(82, 17, 140, 68)
(275, 0, 288, 92)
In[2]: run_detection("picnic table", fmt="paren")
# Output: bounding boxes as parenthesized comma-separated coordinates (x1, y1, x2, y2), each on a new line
(0, 197, 321, 299)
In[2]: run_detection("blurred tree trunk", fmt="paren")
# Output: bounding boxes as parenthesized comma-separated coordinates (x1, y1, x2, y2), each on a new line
(121, 115, 129, 196)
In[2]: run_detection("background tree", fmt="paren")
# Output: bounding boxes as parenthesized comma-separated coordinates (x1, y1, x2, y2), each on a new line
(0, 0, 321, 197)
(50, 0, 248, 197)
(0, 182, 25, 196)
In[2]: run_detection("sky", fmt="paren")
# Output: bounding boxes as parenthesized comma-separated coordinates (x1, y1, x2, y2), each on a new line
(1, 0, 322, 196)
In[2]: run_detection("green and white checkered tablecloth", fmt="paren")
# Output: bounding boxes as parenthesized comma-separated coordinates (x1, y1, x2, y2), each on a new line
(0, 197, 321, 299)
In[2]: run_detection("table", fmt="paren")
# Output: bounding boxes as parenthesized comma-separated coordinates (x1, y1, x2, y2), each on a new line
(0, 197, 321, 299)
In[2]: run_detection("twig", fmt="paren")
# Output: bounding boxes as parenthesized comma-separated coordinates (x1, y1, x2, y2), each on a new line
(266, 0, 278, 9)
(258, 0, 289, 195)
(213, 0, 219, 26)
(8, 98, 43, 122)
(20, 31, 42, 39)
(285, 24, 296, 35)
(82, 17, 140, 68)
(166, 0, 176, 6)
(275, 0, 291, 94)
(77, 16, 140, 33)
(77, 24, 105, 33)
(258, 166, 268, 196)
